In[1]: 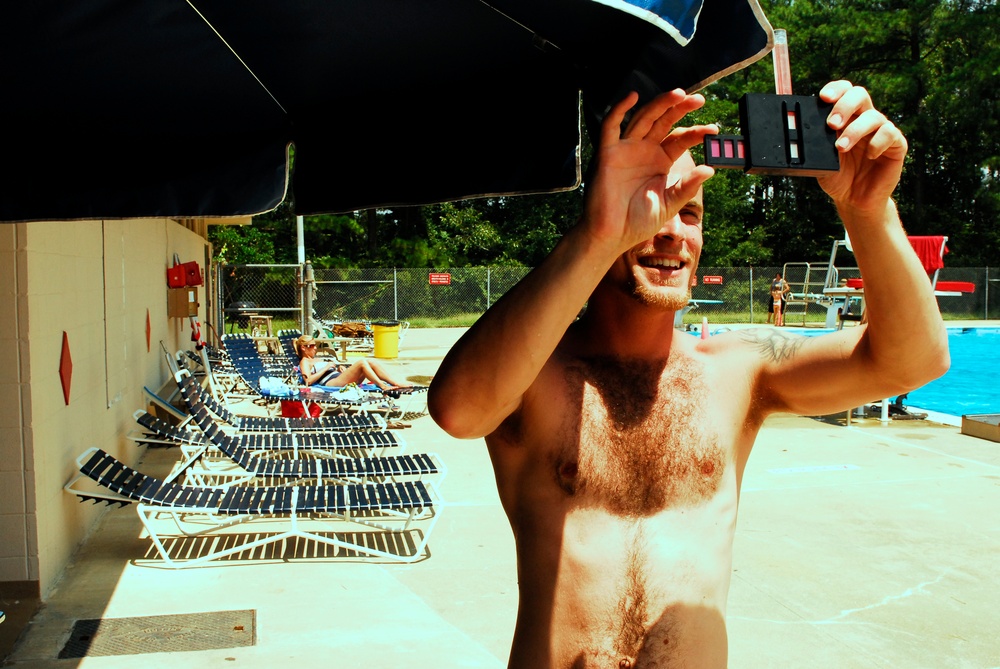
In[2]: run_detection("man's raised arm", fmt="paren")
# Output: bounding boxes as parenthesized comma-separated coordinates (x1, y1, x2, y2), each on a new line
(760, 81, 949, 416)
(428, 90, 718, 439)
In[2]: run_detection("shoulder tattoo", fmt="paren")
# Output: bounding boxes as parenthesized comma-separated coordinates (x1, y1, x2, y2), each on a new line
(739, 330, 806, 363)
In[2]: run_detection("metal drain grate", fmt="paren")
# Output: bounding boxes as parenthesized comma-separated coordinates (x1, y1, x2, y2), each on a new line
(59, 609, 255, 658)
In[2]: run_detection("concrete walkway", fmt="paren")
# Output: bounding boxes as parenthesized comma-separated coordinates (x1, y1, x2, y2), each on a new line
(4, 327, 999, 668)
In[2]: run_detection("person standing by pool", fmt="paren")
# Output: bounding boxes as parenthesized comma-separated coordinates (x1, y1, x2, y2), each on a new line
(770, 272, 791, 326)
(428, 81, 949, 668)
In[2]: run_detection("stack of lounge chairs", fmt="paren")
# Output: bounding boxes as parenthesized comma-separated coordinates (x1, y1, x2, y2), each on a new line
(64, 345, 446, 567)
(68, 447, 443, 567)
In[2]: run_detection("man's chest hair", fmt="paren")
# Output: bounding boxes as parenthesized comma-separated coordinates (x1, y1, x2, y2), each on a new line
(551, 352, 727, 516)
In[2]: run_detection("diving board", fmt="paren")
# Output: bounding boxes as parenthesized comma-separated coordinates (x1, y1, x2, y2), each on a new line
(674, 299, 724, 329)
(821, 235, 974, 329)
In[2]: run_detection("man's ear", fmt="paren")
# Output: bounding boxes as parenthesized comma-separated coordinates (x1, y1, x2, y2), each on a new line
(690, 275, 698, 288)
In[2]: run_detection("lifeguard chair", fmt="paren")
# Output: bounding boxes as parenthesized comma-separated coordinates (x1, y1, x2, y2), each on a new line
(823, 235, 975, 329)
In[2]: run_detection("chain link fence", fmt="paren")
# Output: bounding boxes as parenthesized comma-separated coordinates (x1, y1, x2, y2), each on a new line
(213, 263, 304, 339)
(309, 267, 533, 322)
(214, 263, 1000, 339)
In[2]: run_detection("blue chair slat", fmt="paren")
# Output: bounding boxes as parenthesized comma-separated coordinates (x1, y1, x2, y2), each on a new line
(135, 477, 163, 503)
(414, 481, 433, 508)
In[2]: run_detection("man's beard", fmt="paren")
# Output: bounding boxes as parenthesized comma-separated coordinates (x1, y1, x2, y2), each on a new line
(625, 275, 692, 311)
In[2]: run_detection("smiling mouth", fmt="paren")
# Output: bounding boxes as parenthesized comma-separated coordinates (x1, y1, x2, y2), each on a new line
(639, 257, 684, 270)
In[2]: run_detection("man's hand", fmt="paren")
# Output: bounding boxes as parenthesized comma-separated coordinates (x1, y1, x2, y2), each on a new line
(817, 81, 908, 216)
(582, 89, 718, 253)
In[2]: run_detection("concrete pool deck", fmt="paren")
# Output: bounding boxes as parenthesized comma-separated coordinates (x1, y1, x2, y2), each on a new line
(3, 325, 999, 668)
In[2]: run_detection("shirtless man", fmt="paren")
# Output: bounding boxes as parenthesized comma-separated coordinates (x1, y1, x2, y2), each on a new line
(427, 81, 948, 668)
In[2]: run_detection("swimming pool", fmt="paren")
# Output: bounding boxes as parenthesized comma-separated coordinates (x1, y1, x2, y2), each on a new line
(805, 326, 999, 416)
(906, 327, 999, 417)
(697, 326, 998, 417)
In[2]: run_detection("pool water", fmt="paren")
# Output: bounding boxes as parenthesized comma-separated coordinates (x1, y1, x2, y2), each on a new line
(696, 326, 999, 417)
(906, 328, 1000, 417)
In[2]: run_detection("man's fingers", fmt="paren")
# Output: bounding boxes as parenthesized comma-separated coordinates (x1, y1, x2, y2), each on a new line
(865, 121, 908, 160)
(819, 79, 853, 104)
(639, 93, 706, 142)
(826, 84, 874, 131)
(623, 89, 705, 141)
(601, 91, 639, 146)
(660, 125, 720, 163)
(668, 165, 715, 201)
(622, 89, 684, 139)
(834, 108, 890, 153)
(602, 89, 713, 158)
(819, 79, 906, 160)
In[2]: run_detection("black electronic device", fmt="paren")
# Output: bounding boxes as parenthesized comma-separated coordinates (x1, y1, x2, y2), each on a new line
(703, 29, 839, 177)
(703, 93, 840, 177)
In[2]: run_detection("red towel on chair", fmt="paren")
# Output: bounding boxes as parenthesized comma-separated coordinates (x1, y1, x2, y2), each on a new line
(907, 236, 947, 273)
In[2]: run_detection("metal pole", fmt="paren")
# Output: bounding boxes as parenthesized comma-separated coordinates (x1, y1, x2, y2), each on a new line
(303, 261, 314, 334)
(298, 264, 306, 334)
(487, 267, 492, 309)
(297, 217, 307, 334)
(296, 216, 305, 264)
(393, 268, 398, 321)
(214, 263, 224, 338)
(298, 264, 305, 333)
(748, 266, 754, 324)
(985, 266, 990, 320)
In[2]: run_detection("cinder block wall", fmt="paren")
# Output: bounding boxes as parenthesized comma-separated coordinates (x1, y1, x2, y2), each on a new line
(0, 224, 29, 585)
(0, 219, 209, 596)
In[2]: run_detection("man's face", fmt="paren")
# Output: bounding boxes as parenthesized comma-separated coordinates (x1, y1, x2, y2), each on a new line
(611, 154, 705, 311)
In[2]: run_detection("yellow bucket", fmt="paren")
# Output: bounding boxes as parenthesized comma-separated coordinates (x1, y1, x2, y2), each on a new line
(372, 321, 401, 358)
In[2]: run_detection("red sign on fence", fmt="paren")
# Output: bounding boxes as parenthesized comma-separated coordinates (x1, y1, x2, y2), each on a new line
(702, 275, 724, 285)
(429, 273, 451, 286)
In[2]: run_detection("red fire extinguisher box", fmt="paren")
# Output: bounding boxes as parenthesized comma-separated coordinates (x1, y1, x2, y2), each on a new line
(167, 264, 186, 287)
(183, 261, 203, 286)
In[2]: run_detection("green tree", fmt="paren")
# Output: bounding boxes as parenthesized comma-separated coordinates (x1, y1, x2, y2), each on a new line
(216, 0, 1000, 269)
(757, 0, 1000, 266)
(209, 224, 276, 265)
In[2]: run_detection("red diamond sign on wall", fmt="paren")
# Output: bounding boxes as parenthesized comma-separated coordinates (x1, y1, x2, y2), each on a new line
(59, 331, 73, 405)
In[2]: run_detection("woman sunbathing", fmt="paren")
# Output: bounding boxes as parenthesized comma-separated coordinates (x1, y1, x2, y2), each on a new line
(294, 334, 409, 391)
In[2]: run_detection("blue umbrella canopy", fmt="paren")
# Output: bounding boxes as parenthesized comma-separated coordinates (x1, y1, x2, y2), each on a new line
(2, 0, 772, 221)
